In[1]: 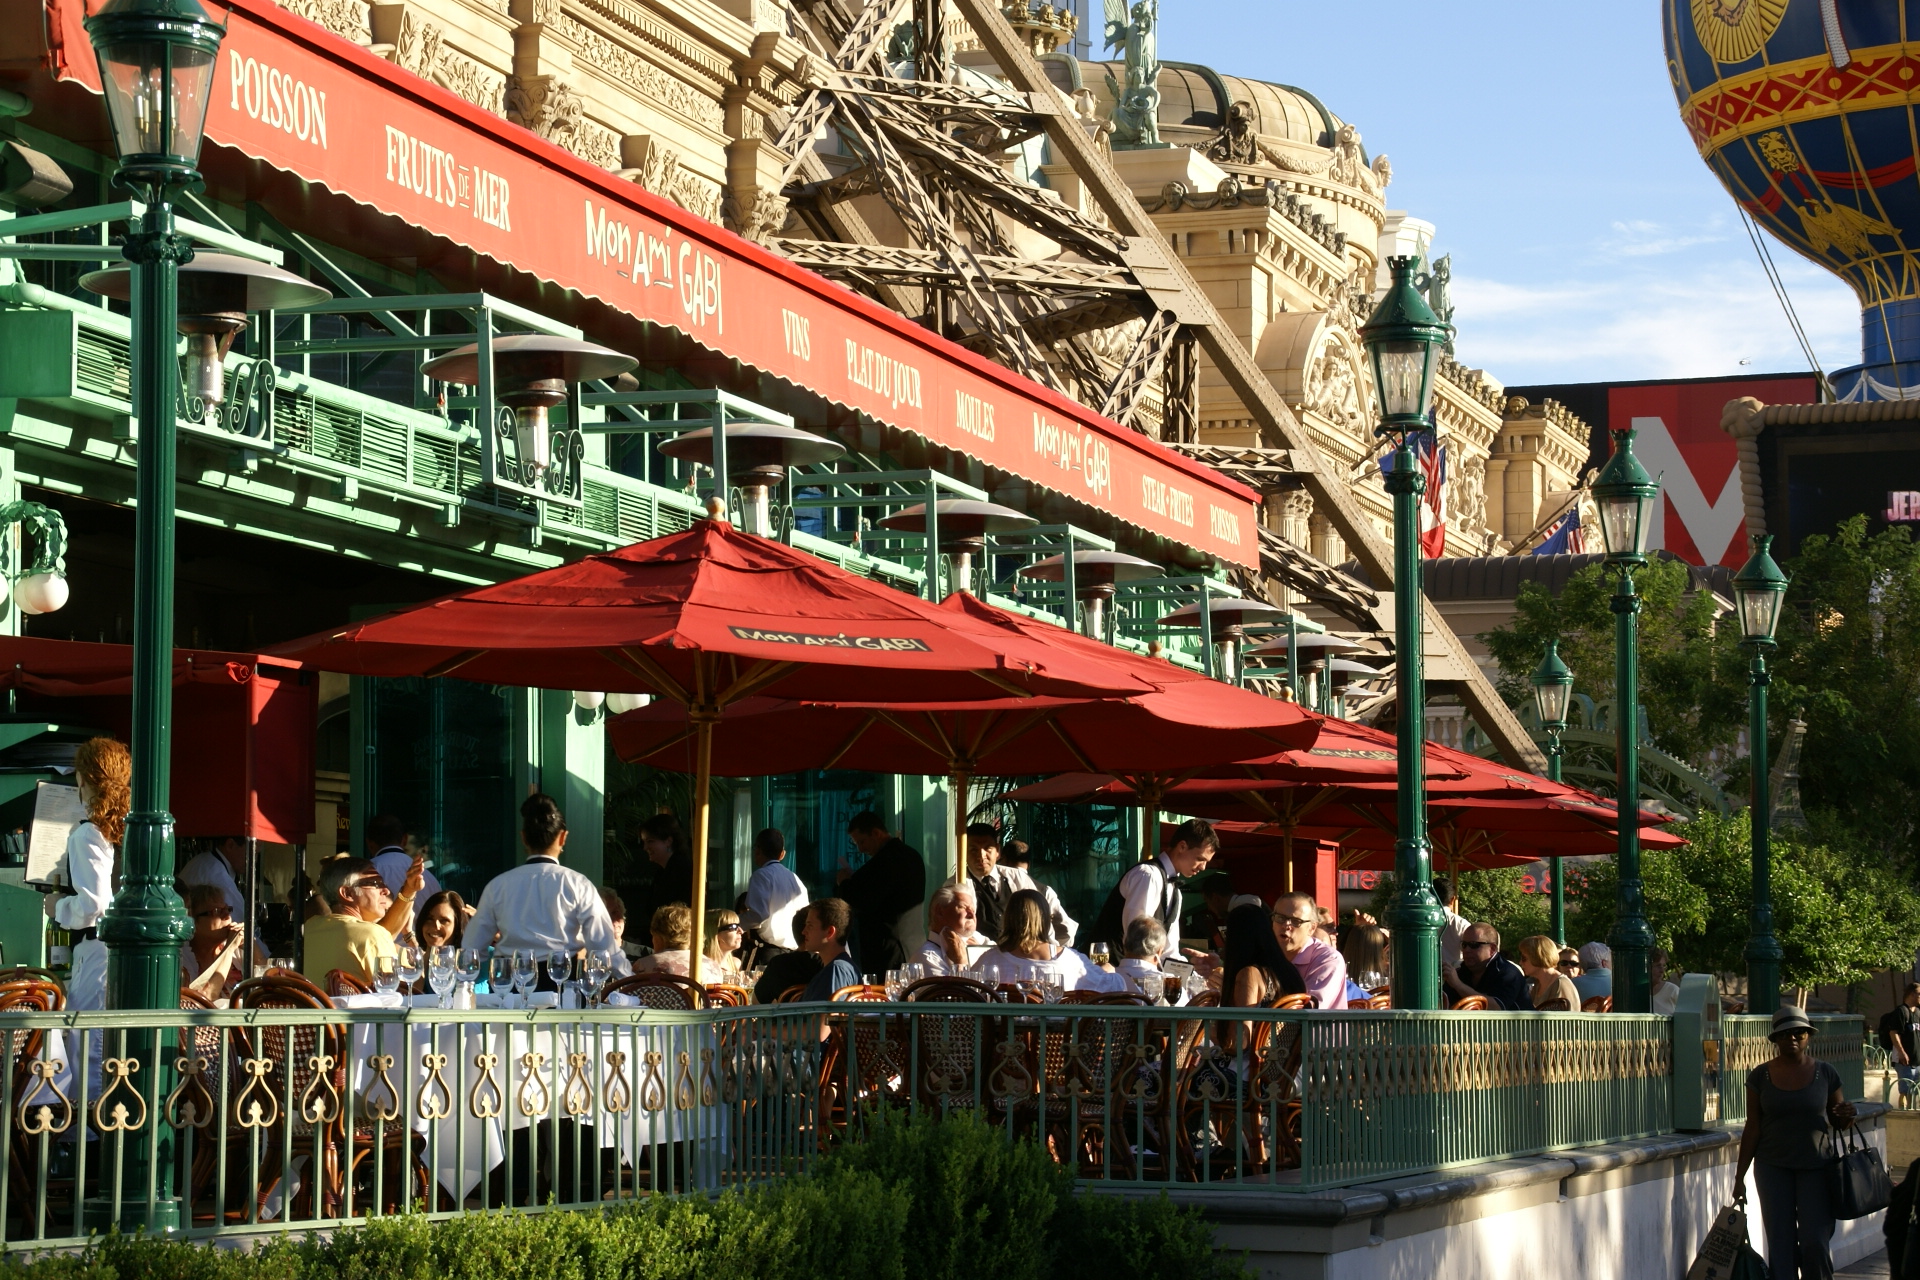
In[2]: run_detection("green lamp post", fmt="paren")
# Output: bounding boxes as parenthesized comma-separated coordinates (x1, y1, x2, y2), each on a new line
(1591, 427, 1660, 1014)
(1360, 255, 1451, 1011)
(82, 0, 224, 1231)
(1531, 639, 1574, 943)
(1732, 533, 1789, 1015)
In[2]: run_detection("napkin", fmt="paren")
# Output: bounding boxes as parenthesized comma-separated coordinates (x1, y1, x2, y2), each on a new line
(604, 992, 640, 1008)
(407, 993, 444, 1008)
(332, 992, 405, 1009)
(526, 991, 561, 1009)
(474, 992, 504, 1009)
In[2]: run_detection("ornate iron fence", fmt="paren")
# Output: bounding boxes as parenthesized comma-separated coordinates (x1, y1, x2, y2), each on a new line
(1718, 1014, 1865, 1123)
(5, 1002, 1865, 1246)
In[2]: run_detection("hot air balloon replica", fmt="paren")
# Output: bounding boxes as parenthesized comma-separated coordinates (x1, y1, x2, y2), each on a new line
(1665, 1, 1920, 400)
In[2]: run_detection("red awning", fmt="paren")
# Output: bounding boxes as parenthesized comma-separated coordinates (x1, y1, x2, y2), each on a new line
(0, 637, 316, 844)
(30, 0, 1259, 566)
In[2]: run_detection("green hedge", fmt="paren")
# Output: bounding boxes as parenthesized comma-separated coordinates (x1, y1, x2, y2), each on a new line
(1, 1113, 1244, 1280)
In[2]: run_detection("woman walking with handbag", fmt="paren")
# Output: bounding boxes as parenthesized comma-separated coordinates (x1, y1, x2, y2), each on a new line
(1735, 1005, 1859, 1279)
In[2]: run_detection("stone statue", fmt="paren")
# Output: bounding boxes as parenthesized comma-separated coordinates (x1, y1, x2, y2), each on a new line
(1420, 254, 1456, 351)
(1102, 0, 1160, 148)
(1206, 99, 1258, 166)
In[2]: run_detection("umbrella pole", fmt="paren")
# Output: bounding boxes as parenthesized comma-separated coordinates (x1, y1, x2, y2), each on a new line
(688, 711, 714, 999)
(952, 771, 970, 885)
(1137, 779, 1164, 864)
(1284, 829, 1294, 894)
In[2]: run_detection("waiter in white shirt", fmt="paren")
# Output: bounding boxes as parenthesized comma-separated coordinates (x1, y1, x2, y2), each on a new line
(739, 827, 807, 953)
(176, 836, 248, 922)
(965, 824, 1077, 945)
(1085, 817, 1218, 960)
(45, 738, 131, 1014)
(465, 794, 628, 978)
(365, 814, 441, 917)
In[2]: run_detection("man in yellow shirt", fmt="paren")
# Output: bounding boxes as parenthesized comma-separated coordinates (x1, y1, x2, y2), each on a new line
(303, 854, 422, 985)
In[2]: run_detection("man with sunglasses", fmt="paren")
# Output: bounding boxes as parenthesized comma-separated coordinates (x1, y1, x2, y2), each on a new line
(1440, 923, 1530, 1011)
(302, 853, 423, 984)
(1271, 892, 1348, 1009)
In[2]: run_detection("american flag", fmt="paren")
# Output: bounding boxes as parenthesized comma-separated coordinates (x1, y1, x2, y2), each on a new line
(1531, 507, 1586, 556)
(1379, 431, 1447, 558)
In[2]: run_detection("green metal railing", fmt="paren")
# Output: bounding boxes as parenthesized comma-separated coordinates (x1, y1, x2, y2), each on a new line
(1717, 1014, 1865, 1123)
(0, 999, 1710, 1249)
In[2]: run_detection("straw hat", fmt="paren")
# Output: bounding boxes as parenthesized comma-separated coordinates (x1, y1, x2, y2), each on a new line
(1769, 1005, 1814, 1041)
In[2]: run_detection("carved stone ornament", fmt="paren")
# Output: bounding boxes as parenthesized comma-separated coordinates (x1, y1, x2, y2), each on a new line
(390, 10, 503, 113)
(723, 189, 791, 245)
(1304, 326, 1367, 436)
(278, 0, 371, 45)
(1071, 87, 1114, 155)
(1205, 99, 1258, 166)
(1327, 122, 1379, 195)
(558, 15, 725, 132)
(506, 74, 581, 148)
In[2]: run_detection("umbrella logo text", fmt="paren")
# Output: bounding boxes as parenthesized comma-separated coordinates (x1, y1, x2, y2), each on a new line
(728, 625, 932, 652)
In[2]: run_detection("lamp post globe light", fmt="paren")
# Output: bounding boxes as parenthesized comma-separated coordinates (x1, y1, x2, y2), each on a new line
(82, 0, 223, 1231)
(1531, 639, 1574, 944)
(1591, 427, 1661, 1014)
(1732, 534, 1789, 1015)
(1360, 255, 1450, 1011)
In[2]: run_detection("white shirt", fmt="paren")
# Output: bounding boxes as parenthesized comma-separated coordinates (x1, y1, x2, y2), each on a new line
(466, 856, 629, 973)
(1439, 908, 1472, 969)
(916, 930, 989, 976)
(635, 949, 728, 984)
(1118, 855, 1182, 955)
(370, 846, 441, 903)
(982, 865, 1079, 946)
(972, 946, 1116, 993)
(1652, 980, 1681, 1015)
(54, 821, 114, 932)
(742, 859, 808, 950)
(177, 850, 246, 921)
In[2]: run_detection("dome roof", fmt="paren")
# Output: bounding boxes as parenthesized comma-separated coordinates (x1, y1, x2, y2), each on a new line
(1077, 60, 1341, 149)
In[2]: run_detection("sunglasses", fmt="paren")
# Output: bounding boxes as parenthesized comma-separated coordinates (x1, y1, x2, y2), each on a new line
(1271, 915, 1312, 928)
(718, 924, 744, 934)
(344, 879, 391, 893)
(1462, 941, 1496, 951)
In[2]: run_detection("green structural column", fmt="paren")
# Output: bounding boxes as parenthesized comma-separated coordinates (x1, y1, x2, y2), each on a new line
(1545, 741, 1565, 940)
(1732, 533, 1790, 1016)
(1384, 442, 1444, 1009)
(1609, 569, 1653, 1012)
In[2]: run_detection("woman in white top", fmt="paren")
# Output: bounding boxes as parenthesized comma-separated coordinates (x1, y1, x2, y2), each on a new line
(705, 907, 745, 981)
(973, 890, 1124, 993)
(47, 738, 130, 1013)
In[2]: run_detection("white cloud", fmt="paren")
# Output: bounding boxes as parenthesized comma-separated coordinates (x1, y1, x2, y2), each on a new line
(1599, 218, 1725, 259)
(1450, 255, 1860, 383)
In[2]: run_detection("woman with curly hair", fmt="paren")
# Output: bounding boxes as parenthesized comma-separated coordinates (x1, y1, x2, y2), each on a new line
(47, 737, 130, 1011)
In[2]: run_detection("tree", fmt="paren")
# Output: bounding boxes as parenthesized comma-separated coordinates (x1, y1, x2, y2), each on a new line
(1366, 867, 1551, 951)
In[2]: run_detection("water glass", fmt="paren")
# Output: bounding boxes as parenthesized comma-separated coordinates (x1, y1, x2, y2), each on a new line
(546, 950, 573, 990)
(456, 947, 484, 999)
(583, 949, 613, 1001)
(428, 945, 458, 1009)
(489, 953, 514, 995)
(395, 943, 423, 991)
(371, 954, 399, 996)
(511, 949, 536, 995)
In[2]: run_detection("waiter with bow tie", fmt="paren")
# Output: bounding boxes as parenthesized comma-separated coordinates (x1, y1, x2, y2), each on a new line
(965, 823, 1077, 945)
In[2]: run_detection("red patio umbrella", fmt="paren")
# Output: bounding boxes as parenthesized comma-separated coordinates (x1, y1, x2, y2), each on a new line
(267, 521, 1196, 971)
(610, 675, 1320, 881)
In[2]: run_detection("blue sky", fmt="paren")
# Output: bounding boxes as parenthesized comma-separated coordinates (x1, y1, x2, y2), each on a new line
(1153, 2, 1861, 387)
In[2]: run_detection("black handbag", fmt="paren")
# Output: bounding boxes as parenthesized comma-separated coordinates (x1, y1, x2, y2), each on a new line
(1832, 1123, 1894, 1220)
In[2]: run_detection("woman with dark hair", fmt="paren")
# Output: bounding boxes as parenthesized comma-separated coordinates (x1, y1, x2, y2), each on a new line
(1220, 902, 1307, 1009)
(417, 890, 467, 953)
(1737, 1005, 1858, 1279)
(466, 794, 629, 979)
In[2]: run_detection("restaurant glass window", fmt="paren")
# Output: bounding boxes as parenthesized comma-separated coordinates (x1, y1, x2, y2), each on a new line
(767, 770, 885, 897)
(364, 675, 517, 903)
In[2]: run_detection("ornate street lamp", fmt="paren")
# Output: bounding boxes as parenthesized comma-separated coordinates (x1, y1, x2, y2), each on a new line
(1360, 255, 1450, 1011)
(1531, 639, 1574, 942)
(1591, 426, 1661, 1013)
(82, 0, 223, 1232)
(1732, 533, 1789, 1015)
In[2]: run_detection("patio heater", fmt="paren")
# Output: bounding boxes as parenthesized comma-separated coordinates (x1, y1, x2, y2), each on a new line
(1160, 597, 1290, 686)
(878, 498, 1036, 597)
(657, 421, 845, 537)
(1360, 254, 1450, 1011)
(1590, 426, 1661, 1013)
(1530, 639, 1574, 943)
(81, 253, 328, 424)
(1732, 534, 1789, 1015)
(422, 335, 635, 479)
(82, 0, 224, 1231)
(1323, 657, 1381, 719)
(1017, 548, 1161, 640)
(1245, 630, 1363, 706)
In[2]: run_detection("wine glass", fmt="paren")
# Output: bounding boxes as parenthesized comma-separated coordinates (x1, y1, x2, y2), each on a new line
(456, 947, 484, 1001)
(427, 945, 458, 1009)
(511, 949, 536, 996)
(371, 954, 399, 996)
(583, 950, 612, 1003)
(489, 953, 514, 996)
(546, 950, 573, 993)
(1089, 941, 1111, 968)
(395, 943, 423, 994)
